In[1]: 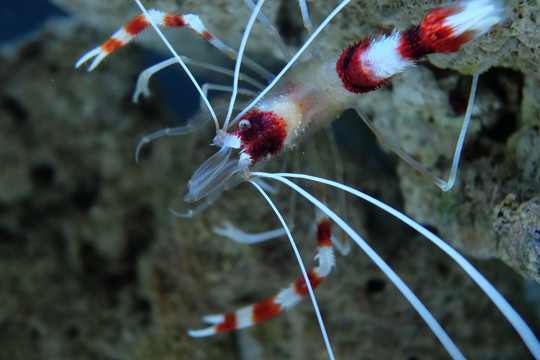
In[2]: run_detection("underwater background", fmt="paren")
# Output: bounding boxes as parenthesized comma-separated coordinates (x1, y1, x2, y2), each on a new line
(1, 0, 540, 359)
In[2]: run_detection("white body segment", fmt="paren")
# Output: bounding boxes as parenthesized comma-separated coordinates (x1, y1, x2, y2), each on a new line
(446, 0, 505, 38)
(254, 60, 357, 150)
(363, 33, 414, 79)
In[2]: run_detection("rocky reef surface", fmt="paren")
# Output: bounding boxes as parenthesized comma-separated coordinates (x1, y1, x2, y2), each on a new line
(1, 1, 539, 359)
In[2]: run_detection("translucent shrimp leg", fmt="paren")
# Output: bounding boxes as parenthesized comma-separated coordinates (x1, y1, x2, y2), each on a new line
(132, 56, 265, 103)
(133, 104, 236, 163)
(243, 0, 292, 61)
(212, 220, 287, 244)
(188, 217, 335, 336)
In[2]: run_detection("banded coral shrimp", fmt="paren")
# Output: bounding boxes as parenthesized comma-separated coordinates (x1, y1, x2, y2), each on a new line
(73, 0, 540, 358)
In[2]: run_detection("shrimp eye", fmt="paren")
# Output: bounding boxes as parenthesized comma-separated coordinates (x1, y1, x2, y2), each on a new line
(261, 153, 272, 162)
(238, 119, 251, 130)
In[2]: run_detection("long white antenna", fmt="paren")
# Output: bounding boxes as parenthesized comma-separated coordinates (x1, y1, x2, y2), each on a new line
(440, 70, 479, 191)
(226, 0, 351, 130)
(132, 0, 220, 131)
(253, 172, 464, 359)
(254, 171, 540, 359)
(223, 0, 267, 129)
(250, 180, 336, 360)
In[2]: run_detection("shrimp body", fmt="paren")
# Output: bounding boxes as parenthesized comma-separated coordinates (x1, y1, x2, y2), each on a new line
(75, 0, 505, 203)
(231, 60, 353, 164)
(74, 1, 540, 359)
(213, 0, 504, 183)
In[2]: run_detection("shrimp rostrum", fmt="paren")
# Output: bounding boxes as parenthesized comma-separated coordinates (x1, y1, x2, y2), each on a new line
(76, 0, 540, 359)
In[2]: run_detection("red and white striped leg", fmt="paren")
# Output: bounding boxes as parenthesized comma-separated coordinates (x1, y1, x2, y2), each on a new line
(76, 10, 232, 71)
(188, 217, 335, 337)
(336, 0, 504, 94)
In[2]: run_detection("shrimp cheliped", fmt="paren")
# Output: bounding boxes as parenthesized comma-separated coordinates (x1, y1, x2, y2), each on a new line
(76, 1, 540, 359)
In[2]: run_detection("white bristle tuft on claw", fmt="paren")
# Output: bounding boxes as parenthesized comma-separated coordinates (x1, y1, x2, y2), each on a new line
(445, 0, 505, 38)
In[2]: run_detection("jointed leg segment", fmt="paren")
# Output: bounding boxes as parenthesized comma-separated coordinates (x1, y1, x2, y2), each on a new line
(76, 9, 272, 79)
(188, 217, 335, 337)
(77, 10, 210, 70)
